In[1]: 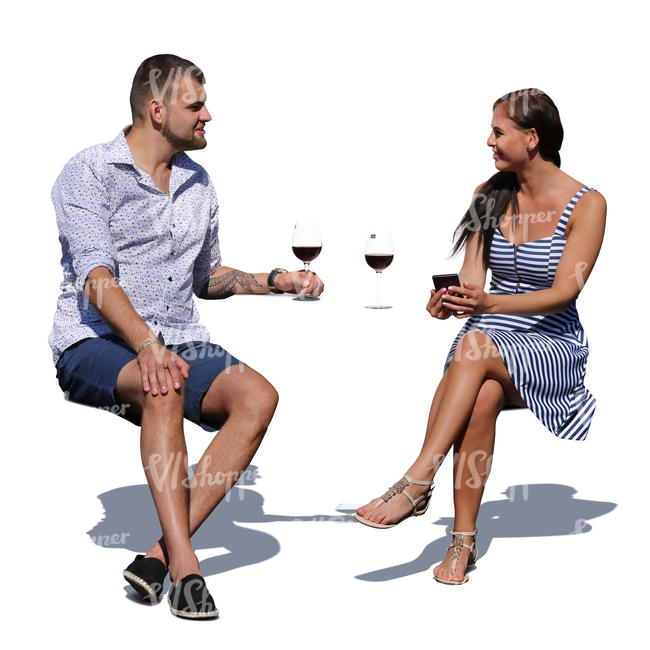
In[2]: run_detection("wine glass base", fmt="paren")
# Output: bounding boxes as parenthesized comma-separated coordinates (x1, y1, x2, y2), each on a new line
(293, 294, 320, 301)
(365, 304, 392, 309)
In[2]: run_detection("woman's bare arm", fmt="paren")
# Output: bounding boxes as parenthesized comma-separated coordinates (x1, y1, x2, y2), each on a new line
(485, 190, 607, 315)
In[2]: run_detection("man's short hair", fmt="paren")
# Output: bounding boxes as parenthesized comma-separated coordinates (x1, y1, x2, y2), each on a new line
(129, 54, 205, 122)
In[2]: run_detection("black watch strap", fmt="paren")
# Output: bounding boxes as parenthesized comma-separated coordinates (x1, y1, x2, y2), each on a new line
(267, 268, 287, 294)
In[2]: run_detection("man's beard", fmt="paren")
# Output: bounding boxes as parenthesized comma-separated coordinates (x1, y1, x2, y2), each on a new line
(161, 118, 206, 151)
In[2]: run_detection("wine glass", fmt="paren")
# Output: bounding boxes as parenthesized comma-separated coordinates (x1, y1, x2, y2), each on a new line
(365, 230, 393, 309)
(292, 221, 322, 300)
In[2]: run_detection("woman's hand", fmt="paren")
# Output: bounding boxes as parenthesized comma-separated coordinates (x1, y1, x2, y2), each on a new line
(440, 282, 492, 319)
(426, 288, 456, 319)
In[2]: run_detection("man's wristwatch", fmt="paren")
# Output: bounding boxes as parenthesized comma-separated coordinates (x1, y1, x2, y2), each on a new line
(267, 268, 288, 294)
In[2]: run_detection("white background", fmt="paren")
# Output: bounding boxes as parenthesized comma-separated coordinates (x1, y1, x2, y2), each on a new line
(2, 0, 647, 646)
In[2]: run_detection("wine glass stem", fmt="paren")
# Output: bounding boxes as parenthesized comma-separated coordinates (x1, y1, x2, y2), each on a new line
(304, 262, 310, 273)
(375, 271, 382, 306)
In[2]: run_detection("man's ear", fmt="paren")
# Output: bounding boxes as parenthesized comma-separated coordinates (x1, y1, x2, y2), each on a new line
(149, 98, 165, 127)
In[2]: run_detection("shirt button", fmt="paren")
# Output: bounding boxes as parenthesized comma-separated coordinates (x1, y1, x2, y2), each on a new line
(172, 223, 176, 228)
(166, 306, 169, 310)
(168, 276, 172, 281)
(154, 320, 158, 325)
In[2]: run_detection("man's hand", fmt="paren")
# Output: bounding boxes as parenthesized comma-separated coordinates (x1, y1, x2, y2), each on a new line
(137, 341, 190, 396)
(274, 270, 325, 296)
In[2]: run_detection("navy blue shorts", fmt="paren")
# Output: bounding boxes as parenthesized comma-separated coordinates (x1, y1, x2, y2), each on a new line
(55, 331, 245, 432)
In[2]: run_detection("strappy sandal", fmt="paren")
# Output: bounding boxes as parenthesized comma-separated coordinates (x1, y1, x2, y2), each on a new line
(434, 528, 478, 585)
(354, 474, 435, 529)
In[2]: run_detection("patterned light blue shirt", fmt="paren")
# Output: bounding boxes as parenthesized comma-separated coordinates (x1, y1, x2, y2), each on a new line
(48, 126, 221, 367)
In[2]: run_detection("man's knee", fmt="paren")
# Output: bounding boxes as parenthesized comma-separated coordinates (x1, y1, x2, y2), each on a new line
(140, 370, 185, 413)
(236, 378, 279, 432)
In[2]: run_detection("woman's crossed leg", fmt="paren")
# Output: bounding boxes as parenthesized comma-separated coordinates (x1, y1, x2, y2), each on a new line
(356, 330, 526, 527)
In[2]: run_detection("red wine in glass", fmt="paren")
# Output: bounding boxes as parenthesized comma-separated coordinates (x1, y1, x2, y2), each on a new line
(292, 246, 322, 263)
(292, 221, 322, 301)
(365, 254, 393, 271)
(365, 231, 393, 308)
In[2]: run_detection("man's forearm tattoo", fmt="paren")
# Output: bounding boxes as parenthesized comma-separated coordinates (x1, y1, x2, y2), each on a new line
(204, 270, 265, 299)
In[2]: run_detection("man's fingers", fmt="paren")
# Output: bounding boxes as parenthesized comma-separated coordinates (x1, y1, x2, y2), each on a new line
(166, 363, 183, 390)
(307, 274, 320, 295)
(291, 273, 303, 293)
(175, 356, 190, 378)
(299, 271, 313, 294)
(147, 366, 160, 396)
(156, 364, 168, 395)
(155, 364, 168, 394)
(140, 364, 151, 393)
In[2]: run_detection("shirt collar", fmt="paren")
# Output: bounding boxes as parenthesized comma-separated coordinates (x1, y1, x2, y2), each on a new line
(105, 126, 199, 195)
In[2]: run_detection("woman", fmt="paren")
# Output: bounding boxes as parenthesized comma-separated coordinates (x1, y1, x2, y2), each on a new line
(354, 88, 606, 585)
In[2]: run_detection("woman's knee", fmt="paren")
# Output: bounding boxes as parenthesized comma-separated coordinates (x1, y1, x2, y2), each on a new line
(450, 331, 494, 370)
(470, 379, 506, 422)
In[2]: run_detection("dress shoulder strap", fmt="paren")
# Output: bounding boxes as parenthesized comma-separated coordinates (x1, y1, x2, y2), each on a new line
(555, 187, 595, 237)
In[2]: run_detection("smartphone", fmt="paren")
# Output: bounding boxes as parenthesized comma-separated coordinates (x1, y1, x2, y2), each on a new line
(432, 273, 465, 314)
(432, 273, 462, 294)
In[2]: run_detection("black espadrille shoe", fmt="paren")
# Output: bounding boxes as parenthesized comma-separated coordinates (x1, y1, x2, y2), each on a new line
(167, 574, 219, 619)
(123, 554, 168, 603)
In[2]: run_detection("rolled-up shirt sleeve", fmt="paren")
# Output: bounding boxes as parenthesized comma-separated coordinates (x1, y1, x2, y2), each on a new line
(192, 181, 222, 297)
(52, 157, 117, 293)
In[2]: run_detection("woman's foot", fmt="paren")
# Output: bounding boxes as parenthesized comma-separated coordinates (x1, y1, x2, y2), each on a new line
(433, 533, 476, 583)
(356, 472, 434, 526)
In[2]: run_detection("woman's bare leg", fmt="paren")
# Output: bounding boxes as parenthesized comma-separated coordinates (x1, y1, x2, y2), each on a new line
(433, 378, 506, 582)
(357, 330, 524, 526)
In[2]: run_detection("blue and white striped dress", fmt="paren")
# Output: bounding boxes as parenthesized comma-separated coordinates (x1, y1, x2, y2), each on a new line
(443, 187, 597, 441)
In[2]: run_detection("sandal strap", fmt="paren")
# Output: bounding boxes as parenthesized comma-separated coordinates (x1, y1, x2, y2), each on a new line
(404, 473, 434, 487)
(402, 486, 433, 509)
(380, 475, 434, 503)
(449, 529, 477, 575)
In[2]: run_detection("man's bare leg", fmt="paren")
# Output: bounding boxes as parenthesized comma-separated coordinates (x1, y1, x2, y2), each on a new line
(357, 330, 525, 526)
(140, 365, 278, 569)
(116, 361, 199, 585)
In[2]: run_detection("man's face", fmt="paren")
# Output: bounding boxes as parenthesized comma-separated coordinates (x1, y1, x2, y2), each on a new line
(160, 73, 212, 151)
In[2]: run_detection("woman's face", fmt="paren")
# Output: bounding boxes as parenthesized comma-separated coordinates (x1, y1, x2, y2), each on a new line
(487, 102, 532, 170)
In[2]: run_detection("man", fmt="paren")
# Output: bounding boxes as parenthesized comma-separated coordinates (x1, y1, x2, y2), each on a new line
(48, 54, 324, 620)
